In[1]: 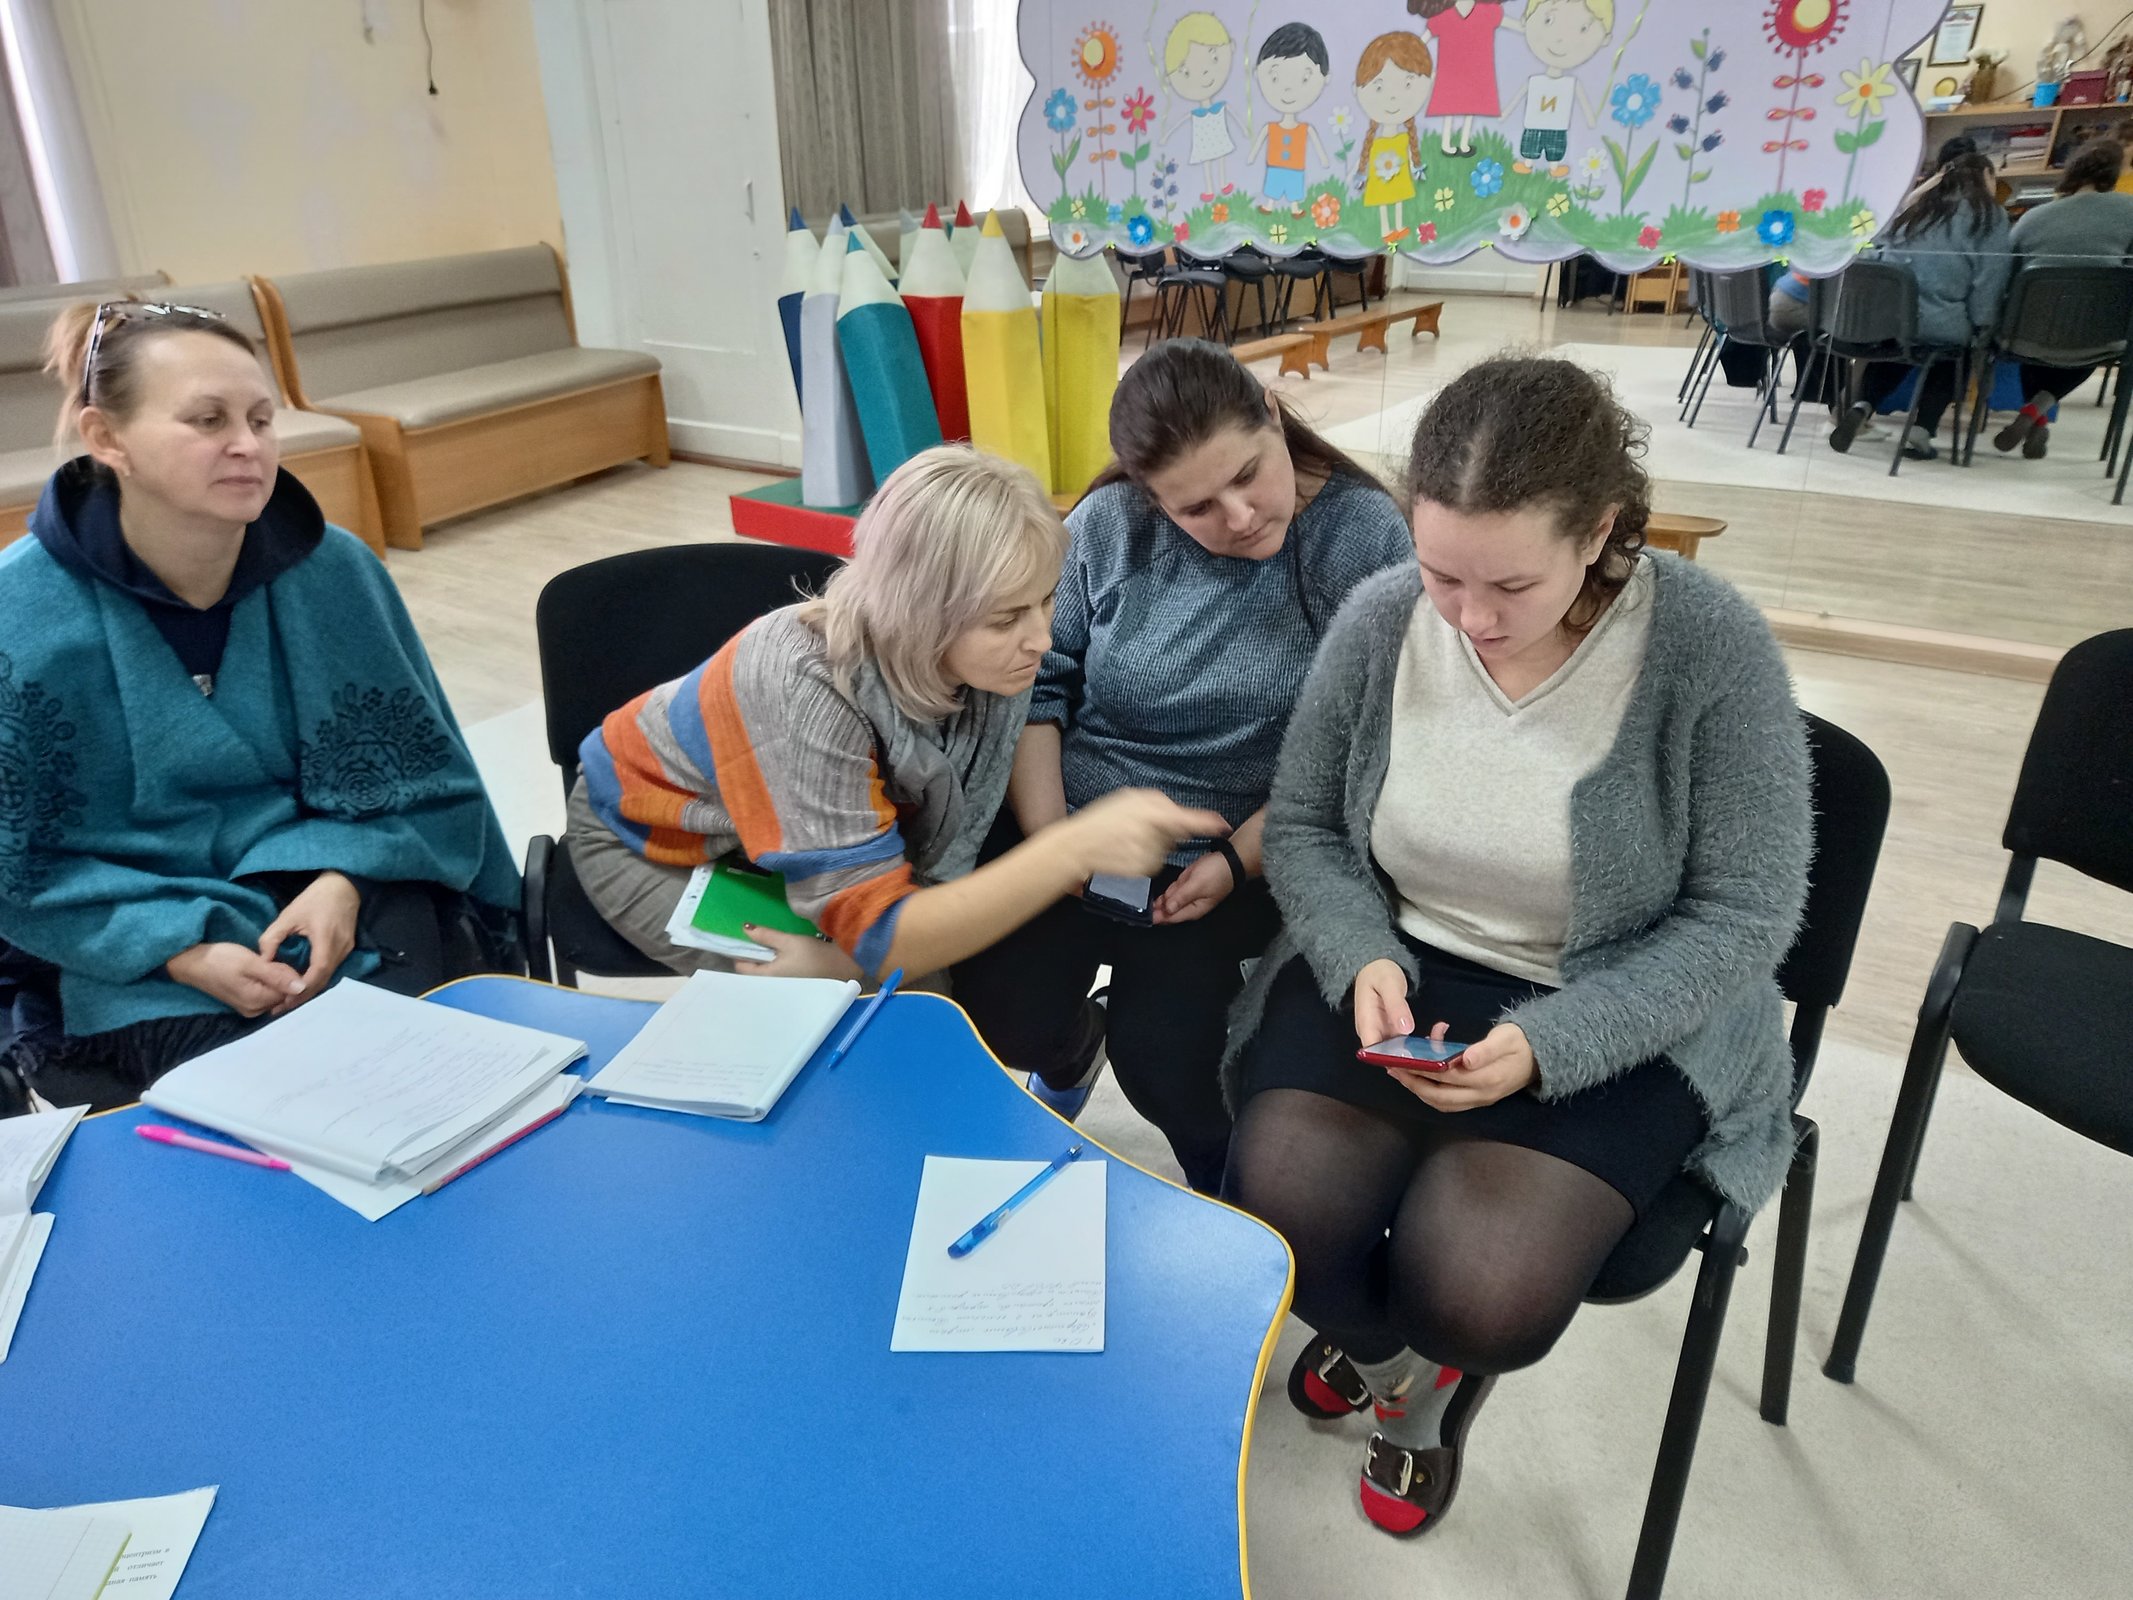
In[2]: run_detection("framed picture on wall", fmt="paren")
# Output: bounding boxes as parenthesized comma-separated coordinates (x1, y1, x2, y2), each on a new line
(1929, 5, 1983, 66)
(1896, 57, 1921, 90)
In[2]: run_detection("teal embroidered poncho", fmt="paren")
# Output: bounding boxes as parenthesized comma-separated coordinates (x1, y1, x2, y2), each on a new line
(0, 479, 517, 1037)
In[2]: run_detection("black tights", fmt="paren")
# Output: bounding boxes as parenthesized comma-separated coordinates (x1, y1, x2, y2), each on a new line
(1224, 1089, 1634, 1374)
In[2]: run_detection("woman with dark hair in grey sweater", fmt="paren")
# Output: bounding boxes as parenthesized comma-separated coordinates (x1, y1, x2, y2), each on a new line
(1223, 357, 1812, 1538)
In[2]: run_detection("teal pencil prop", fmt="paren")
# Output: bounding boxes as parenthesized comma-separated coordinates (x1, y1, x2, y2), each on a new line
(947, 1143, 1084, 1258)
(836, 235, 943, 480)
(823, 968, 903, 1071)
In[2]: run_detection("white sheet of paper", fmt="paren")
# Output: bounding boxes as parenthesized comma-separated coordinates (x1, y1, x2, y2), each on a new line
(890, 1155, 1106, 1353)
(0, 1212, 52, 1363)
(0, 1105, 85, 1214)
(286, 1075, 583, 1222)
(0, 1503, 129, 1600)
(141, 982, 584, 1180)
(12, 1487, 215, 1600)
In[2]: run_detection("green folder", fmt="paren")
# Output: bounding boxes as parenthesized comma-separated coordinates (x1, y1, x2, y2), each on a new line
(691, 860, 821, 943)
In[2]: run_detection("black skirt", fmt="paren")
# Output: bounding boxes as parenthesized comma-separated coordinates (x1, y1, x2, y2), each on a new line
(1236, 932, 1709, 1217)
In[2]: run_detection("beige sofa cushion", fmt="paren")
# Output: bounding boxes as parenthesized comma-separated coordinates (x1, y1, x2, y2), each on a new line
(0, 273, 165, 306)
(272, 247, 574, 401)
(0, 444, 54, 507)
(312, 346, 660, 432)
(274, 406, 361, 454)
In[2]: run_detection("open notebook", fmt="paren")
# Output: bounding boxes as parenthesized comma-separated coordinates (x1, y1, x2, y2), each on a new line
(0, 1104, 85, 1364)
(141, 983, 586, 1216)
(585, 970, 860, 1120)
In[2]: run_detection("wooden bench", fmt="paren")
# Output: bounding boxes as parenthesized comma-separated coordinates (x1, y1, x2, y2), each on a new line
(256, 245, 667, 551)
(1645, 512, 1726, 561)
(1302, 301, 1444, 371)
(1228, 332, 1315, 379)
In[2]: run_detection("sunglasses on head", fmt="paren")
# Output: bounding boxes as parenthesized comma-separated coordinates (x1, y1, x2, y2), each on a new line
(80, 300, 229, 408)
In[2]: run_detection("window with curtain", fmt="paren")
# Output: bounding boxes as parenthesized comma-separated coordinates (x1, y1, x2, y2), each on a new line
(944, 0, 1035, 216)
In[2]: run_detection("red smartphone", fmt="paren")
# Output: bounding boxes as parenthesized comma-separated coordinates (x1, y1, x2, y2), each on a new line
(1356, 1036, 1471, 1073)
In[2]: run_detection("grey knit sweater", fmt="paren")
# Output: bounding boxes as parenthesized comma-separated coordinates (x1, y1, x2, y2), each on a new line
(1224, 555, 1813, 1211)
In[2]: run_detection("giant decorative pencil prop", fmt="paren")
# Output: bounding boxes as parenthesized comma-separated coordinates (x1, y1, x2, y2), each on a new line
(961, 211, 1051, 488)
(800, 221, 873, 508)
(1041, 247, 1121, 498)
(897, 207, 922, 275)
(899, 203, 970, 443)
(838, 233, 943, 481)
(838, 202, 899, 286)
(778, 207, 818, 409)
(950, 200, 981, 280)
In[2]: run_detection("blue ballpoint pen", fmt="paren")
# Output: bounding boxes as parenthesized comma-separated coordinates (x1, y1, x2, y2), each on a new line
(947, 1143, 1085, 1258)
(823, 968, 902, 1069)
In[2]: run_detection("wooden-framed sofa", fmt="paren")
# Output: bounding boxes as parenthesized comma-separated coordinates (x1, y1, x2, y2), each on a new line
(254, 244, 668, 550)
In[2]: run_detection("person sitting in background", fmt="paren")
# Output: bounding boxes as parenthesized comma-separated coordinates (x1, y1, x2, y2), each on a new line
(1829, 151, 2011, 460)
(1995, 139, 2133, 459)
(564, 445, 1223, 993)
(1898, 132, 1979, 210)
(951, 341, 1411, 1194)
(0, 301, 518, 1111)
(1221, 357, 1810, 1537)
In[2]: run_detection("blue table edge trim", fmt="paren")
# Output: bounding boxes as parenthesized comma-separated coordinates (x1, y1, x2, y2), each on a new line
(82, 970, 1301, 1600)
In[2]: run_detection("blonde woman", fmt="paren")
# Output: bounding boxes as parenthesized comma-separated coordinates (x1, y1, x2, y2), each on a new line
(565, 446, 1225, 986)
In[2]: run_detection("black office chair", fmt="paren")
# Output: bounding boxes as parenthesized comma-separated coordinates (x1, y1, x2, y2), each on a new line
(1590, 712, 1891, 1600)
(1153, 247, 1232, 344)
(1119, 245, 1169, 345)
(1675, 270, 1722, 418)
(1683, 267, 1798, 441)
(1957, 262, 2133, 470)
(1825, 629, 2133, 1389)
(1779, 261, 1975, 474)
(1301, 244, 1372, 318)
(522, 542, 846, 986)
(1221, 246, 1279, 338)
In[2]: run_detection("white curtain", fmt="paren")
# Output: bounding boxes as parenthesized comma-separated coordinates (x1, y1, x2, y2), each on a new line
(944, 0, 1035, 216)
(0, 0, 117, 280)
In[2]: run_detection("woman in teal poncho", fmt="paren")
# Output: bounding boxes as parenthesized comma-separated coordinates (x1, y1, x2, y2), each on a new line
(0, 300, 519, 1111)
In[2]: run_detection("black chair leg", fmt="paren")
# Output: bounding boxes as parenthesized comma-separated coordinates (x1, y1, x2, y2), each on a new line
(1898, 1058, 1943, 1202)
(1685, 335, 1727, 428)
(1963, 352, 1995, 466)
(1889, 355, 1933, 476)
(1626, 1201, 1750, 1600)
(2117, 410, 2133, 503)
(1747, 344, 1786, 449)
(1760, 1117, 1818, 1425)
(1777, 344, 1825, 454)
(1826, 922, 1979, 1384)
(523, 836, 555, 986)
(2102, 358, 2133, 475)
(1678, 323, 1712, 403)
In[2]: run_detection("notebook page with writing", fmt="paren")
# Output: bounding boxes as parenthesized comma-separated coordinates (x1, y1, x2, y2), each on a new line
(586, 970, 860, 1120)
(33, 1487, 217, 1600)
(141, 982, 585, 1181)
(890, 1155, 1107, 1353)
(0, 1503, 131, 1600)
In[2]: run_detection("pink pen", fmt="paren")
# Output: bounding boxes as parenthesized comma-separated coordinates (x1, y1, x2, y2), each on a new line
(137, 1125, 291, 1171)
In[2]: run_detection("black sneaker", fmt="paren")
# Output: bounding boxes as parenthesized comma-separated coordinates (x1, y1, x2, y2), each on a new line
(1828, 401, 1870, 454)
(1994, 409, 2039, 454)
(2024, 423, 2050, 459)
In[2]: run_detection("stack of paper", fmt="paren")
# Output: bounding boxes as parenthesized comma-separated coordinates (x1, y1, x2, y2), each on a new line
(0, 1104, 85, 1363)
(0, 1486, 217, 1600)
(142, 983, 586, 1221)
(585, 969, 860, 1121)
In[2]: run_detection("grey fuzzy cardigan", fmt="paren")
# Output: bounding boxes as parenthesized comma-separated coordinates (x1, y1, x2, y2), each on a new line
(1223, 555, 1813, 1211)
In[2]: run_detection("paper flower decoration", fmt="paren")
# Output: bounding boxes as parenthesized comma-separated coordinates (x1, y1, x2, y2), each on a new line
(1579, 148, 1608, 181)
(1638, 223, 1663, 248)
(1044, 89, 1077, 133)
(1546, 191, 1571, 217)
(1435, 186, 1458, 210)
(1268, 221, 1290, 245)
(1063, 223, 1092, 252)
(1835, 58, 1894, 118)
(1802, 188, 1827, 212)
(1415, 222, 1438, 244)
(1849, 209, 1877, 236)
(1611, 74, 1659, 129)
(1127, 212, 1155, 246)
(1499, 205, 1532, 240)
(1716, 209, 1742, 232)
(1312, 193, 1342, 228)
(1766, 0, 1846, 55)
(1122, 87, 1155, 135)
(1758, 208, 1797, 245)
(1210, 201, 1230, 223)
(1074, 23, 1121, 87)
(1471, 159, 1505, 196)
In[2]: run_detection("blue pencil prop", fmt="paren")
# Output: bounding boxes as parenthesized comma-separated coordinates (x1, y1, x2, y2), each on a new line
(824, 968, 902, 1070)
(947, 1143, 1085, 1258)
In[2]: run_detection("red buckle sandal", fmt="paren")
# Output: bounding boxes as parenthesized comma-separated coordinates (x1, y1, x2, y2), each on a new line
(1286, 1335, 1370, 1420)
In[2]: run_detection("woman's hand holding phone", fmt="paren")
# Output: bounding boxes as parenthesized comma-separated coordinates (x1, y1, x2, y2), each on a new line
(1351, 959, 1415, 1048)
(1387, 1022, 1538, 1113)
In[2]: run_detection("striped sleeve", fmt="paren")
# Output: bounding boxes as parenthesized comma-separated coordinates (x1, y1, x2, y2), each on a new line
(582, 613, 919, 977)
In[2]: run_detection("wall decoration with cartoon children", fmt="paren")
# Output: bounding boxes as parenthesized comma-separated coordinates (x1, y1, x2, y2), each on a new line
(1018, 0, 1943, 276)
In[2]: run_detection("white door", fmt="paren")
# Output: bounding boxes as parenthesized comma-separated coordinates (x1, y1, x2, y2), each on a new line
(532, 0, 798, 466)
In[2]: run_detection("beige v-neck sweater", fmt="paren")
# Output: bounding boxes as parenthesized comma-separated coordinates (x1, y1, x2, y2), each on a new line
(1371, 561, 1655, 984)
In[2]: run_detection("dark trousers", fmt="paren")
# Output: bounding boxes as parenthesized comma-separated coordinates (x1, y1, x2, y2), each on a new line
(2017, 362, 2099, 404)
(1855, 359, 1960, 432)
(951, 816, 1281, 1194)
